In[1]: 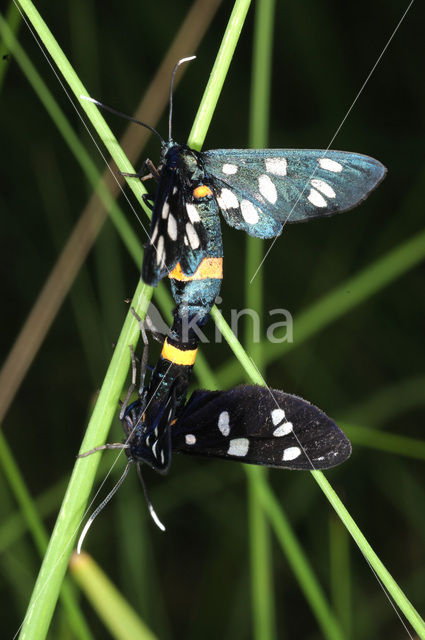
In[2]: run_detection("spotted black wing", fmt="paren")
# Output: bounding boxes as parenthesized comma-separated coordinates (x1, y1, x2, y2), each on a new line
(172, 385, 351, 470)
(177, 190, 211, 276)
(203, 149, 386, 239)
(124, 394, 175, 474)
(142, 167, 186, 286)
(142, 170, 209, 285)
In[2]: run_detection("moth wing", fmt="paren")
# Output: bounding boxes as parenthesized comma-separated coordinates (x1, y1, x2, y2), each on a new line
(141, 169, 185, 286)
(177, 189, 209, 276)
(203, 149, 386, 238)
(141, 392, 177, 474)
(172, 385, 351, 470)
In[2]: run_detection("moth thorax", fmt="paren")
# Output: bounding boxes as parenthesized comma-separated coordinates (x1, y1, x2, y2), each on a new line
(179, 149, 205, 184)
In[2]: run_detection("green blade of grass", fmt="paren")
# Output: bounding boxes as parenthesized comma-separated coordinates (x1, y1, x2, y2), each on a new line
(0, 432, 93, 640)
(18, 279, 152, 640)
(342, 375, 425, 427)
(246, 1, 275, 638)
(218, 225, 425, 387)
(330, 515, 351, 637)
(208, 282, 425, 637)
(14, 1, 148, 211)
(17, 0, 252, 637)
(188, 0, 252, 149)
(70, 552, 157, 640)
(0, 12, 143, 265)
(0, 10, 217, 429)
(253, 473, 344, 640)
(342, 424, 425, 461)
(0, 1, 21, 89)
(312, 471, 425, 638)
(13, 1, 423, 638)
(247, 467, 276, 640)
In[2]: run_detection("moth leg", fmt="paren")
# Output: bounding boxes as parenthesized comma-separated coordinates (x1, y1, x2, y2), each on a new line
(120, 158, 160, 182)
(119, 344, 139, 420)
(77, 442, 129, 458)
(142, 193, 154, 210)
(134, 305, 167, 346)
(130, 308, 152, 393)
(143, 159, 161, 182)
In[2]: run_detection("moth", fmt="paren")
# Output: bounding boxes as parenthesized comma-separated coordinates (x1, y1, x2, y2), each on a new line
(122, 383, 352, 475)
(142, 144, 386, 286)
(77, 336, 351, 546)
(82, 57, 386, 287)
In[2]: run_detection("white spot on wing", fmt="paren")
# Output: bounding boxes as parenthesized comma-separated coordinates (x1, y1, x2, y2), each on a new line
(185, 434, 196, 445)
(150, 224, 159, 245)
(266, 158, 287, 176)
(156, 236, 165, 266)
(186, 203, 201, 223)
(318, 158, 343, 172)
(222, 163, 238, 175)
(186, 222, 200, 249)
(160, 449, 165, 464)
(218, 411, 230, 436)
(152, 440, 158, 458)
(218, 188, 239, 210)
(283, 446, 301, 461)
(311, 179, 336, 199)
(258, 174, 277, 204)
(307, 188, 327, 208)
(167, 213, 177, 240)
(273, 422, 293, 437)
(227, 438, 249, 457)
(240, 199, 259, 224)
(161, 201, 170, 218)
(172, 186, 178, 194)
(271, 408, 285, 425)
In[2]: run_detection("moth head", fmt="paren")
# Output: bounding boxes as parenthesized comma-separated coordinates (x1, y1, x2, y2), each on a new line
(121, 396, 149, 461)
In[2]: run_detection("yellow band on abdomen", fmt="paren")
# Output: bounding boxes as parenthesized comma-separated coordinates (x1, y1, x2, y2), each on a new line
(161, 339, 198, 366)
(168, 257, 223, 282)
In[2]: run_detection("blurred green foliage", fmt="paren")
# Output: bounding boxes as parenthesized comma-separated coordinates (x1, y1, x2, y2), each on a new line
(0, 0, 424, 638)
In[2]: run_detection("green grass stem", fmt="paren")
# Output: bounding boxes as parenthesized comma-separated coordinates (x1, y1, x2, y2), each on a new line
(342, 424, 425, 461)
(70, 553, 156, 640)
(312, 471, 425, 638)
(330, 515, 351, 637)
(188, 0, 252, 149)
(246, 2, 275, 638)
(14, 1, 148, 211)
(218, 226, 425, 386)
(17, 0, 252, 636)
(0, 1, 21, 89)
(11, 1, 424, 638)
(0, 12, 142, 265)
(18, 279, 152, 640)
(253, 473, 344, 640)
(205, 262, 425, 636)
(0, 432, 93, 639)
(0, 8, 215, 410)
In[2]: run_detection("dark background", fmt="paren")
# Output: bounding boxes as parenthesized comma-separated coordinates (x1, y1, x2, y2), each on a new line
(1, 0, 424, 638)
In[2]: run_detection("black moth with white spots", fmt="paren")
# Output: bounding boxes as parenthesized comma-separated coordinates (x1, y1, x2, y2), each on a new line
(123, 385, 351, 472)
(143, 143, 386, 286)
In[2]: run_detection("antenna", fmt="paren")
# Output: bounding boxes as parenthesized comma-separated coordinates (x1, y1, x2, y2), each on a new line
(168, 56, 196, 141)
(77, 462, 132, 554)
(80, 95, 164, 144)
(136, 464, 166, 532)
